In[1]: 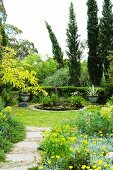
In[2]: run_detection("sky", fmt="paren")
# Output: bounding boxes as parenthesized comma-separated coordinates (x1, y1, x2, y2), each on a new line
(3, 0, 105, 58)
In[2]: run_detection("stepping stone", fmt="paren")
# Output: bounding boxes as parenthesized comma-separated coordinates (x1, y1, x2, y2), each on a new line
(1, 165, 34, 170)
(26, 126, 50, 132)
(15, 141, 39, 149)
(26, 132, 42, 138)
(6, 153, 41, 163)
(9, 147, 37, 154)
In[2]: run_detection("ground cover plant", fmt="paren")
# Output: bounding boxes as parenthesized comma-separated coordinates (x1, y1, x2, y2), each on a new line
(0, 98, 25, 162)
(28, 105, 113, 170)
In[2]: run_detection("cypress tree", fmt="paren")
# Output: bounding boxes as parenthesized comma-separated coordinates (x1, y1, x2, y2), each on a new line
(99, 0, 113, 81)
(45, 21, 64, 68)
(87, 0, 103, 86)
(66, 2, 81, 86)
(0, 20, 7, 60)
(0, 0, 7, 59)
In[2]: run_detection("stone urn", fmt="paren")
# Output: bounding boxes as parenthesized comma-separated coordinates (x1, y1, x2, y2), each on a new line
(18, 92, 30, 107)
(88, 95, 98, 104)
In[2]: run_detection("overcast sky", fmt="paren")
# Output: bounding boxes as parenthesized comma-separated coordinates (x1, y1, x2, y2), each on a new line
(3, 0, 106, 58)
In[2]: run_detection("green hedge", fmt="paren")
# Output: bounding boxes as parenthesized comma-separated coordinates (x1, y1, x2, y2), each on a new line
(31, 86, 107, 104)
(41, 86, 89, 97)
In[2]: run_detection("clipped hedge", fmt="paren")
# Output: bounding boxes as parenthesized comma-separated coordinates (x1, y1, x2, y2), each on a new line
(41, 86, 89, 97)
(31, 86, 107, 104)
(41, 86, 106, 104)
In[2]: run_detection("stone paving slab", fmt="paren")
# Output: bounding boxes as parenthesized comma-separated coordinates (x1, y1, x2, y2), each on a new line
(15, 141, 39, 149)
(7, 153, 40, 163)
(26, 126, 50, 132)
(9, 146, 39, 154)
(26, 132, 42, 138)
(24, 137, 42, 142)
(1, 165, 35, 170)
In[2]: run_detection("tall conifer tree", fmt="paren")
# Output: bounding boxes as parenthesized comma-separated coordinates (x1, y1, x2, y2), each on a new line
(99, 0, 113, 81)
(45, 21, 64, 68)
(0, 0, 7, 60)
(66, 2, 81, 86)
(87, 0, 103, 86)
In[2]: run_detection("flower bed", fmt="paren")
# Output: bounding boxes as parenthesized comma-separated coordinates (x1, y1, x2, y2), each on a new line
(28, 105, 113, 170)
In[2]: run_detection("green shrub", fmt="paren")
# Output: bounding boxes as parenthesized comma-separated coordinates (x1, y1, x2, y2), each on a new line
(51, 93, 59, 106)
(0, 106, 25, 163)
(106, 95, 113, 106)
(41, 96, 53, 107)
(70, 95, 86, 108)
(0, 136, 12, 153)
(42, 67, 70, 86)
(0, 106, 25, 143)
(0, 116, 25, 143)
(76, 105, 113, 135)
(0, 96, 4, 111)
(0, 149, 5, 162)
(1, 88, 19, 106)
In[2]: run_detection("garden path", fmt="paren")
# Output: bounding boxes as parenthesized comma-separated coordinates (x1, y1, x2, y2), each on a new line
(0, 126, 50, 170)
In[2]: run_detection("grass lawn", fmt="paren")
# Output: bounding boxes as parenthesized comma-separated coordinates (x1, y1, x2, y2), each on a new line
(12, 106, 78, 127)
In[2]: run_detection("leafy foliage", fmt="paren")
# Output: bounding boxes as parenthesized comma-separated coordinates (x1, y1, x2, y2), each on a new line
(0, 47, 45, 95)
(42, 67, 70, 86)
(20, 54, 58, 83)
(80, 60, 90, 86)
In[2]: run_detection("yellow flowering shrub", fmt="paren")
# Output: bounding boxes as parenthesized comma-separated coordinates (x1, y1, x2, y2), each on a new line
(100, 107, 111, 119)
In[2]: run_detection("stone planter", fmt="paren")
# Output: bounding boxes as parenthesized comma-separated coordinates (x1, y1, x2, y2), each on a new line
(88, 95, 98, 104)
(21, 93, 30, 102)
(18, 93, 30, 107)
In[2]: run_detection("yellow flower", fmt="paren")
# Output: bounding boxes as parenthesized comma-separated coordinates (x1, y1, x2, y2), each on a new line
(82, 140, 89, 145)
(86, 166, 90, 169)
(93, 141, 96, 144)
(48, 160, 51, 164)
(92, 165, 96, 169)
(69, 165, 73, 169)
(51, 156, 55, 159)
(81, 165, 87, 169)
(69, 136, 77, 142)
(98, 160, 103, 165)
(84, 135, 88, 138)
(110, 165, 113, 170)
(56, 155, 60, 159)
(39, 166, 43, 169)
(101, 146, 106, 150)
(69, 147, 74, 152)
(104, 164, 108, 167)
(93, 152, 96, 155)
